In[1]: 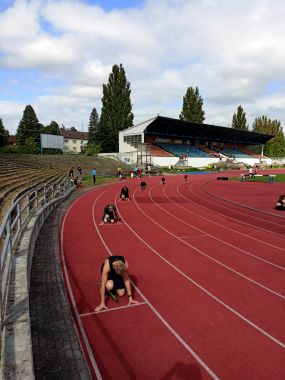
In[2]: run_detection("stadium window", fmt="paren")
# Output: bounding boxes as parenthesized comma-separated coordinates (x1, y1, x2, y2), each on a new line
(123, 134, 142, 147)
(72, 139, 77, 144)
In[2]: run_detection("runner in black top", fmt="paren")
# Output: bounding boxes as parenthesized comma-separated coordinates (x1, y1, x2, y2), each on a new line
(95, 256, 139, 311)
(101, 204, 119, 223)
(120, 186, 130, 201)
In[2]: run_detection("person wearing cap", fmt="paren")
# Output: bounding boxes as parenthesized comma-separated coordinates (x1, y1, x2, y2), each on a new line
(95, 256, 139, 312)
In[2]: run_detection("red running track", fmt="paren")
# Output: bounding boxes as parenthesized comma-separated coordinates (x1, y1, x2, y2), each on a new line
(61, 172, 285, 380)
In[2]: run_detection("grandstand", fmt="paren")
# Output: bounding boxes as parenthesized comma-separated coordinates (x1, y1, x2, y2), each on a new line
(119, 116, 274, 167)
(0, 155, 69, 220)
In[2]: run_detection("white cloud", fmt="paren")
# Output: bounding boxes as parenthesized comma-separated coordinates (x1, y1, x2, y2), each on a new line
(0, 0, 285, 135)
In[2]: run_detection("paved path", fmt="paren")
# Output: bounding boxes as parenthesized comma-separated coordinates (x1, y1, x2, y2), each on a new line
(29, 189, 92, 380)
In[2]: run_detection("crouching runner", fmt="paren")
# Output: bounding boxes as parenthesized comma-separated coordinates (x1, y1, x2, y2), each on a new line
(95, 256, 139, 311)
(101, 204, 119, 224)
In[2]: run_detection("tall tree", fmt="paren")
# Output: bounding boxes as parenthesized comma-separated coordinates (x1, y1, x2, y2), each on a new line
(88, 107, 100, 145)
(99, 63, 134, 152)
(252, 116, 285, 157)
(16, 105, 41, 147)
(0, 117, 9, 147)
(232, 105, 248, 130)
(179, 86, 205, 123)
(43, 120, 60, 135)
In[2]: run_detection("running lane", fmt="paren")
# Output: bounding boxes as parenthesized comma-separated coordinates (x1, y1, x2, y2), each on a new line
(61, 175, 285, 379)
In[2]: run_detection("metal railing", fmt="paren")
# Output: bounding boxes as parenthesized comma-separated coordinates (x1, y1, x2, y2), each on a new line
(0, 177, 72, 337)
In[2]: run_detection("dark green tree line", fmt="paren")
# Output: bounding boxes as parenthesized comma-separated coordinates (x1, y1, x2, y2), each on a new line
(252, 116, 285, 157)
(42, 120, 60, 135)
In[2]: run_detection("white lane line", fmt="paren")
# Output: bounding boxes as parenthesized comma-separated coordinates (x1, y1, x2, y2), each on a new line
(140, 187, 285, 299)
(92, 196, 220, 380)
(176, 183, 285, 254)
(201, 180, 285, 222)
(167, 184, 285, 266)
(61, 188, 111, 380)
(116, 188, 285, 349)
(183, 181, 285, 240)
(80, 302, 147, 317)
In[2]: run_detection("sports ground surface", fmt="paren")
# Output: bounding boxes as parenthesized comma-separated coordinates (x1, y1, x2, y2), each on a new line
(61, 170, 285, 380)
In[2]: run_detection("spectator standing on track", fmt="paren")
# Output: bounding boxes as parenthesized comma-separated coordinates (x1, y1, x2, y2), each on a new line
(184, 174, 188, 181)
(91, 167, 97, 185)
(276, 194, 285, 210)
(120, 186, 130, 201)
(140, 181, 147, 190)
(101, 204, 119, 223)
(161, 177, 166, 185)
(95, 256, 139, 312)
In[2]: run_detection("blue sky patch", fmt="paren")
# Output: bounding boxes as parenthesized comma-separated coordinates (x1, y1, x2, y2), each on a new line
(39, 16, 60, 36)
(0, 68, 66, 103)
(266, 82, 284, 93)
(0, 0, 13, 12)
(83, 0, 145, 11)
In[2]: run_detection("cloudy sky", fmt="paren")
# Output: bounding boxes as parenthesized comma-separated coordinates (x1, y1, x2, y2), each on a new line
(0, 0, 284, 134)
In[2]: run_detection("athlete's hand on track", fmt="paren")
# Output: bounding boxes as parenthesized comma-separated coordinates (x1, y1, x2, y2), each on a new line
(128, 299, 139, 306)
(95, 303, 108, 312)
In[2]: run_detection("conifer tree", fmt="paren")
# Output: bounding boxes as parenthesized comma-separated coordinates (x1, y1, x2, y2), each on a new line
(0, 117, 9, 147)
(232, 105, 248, 130)
(88, 107, 100, 145)
(179, 86, 205, 123)
(16, 105, 41, 147)
(252, 116, 285, 157)
(99, 64, 134, 152)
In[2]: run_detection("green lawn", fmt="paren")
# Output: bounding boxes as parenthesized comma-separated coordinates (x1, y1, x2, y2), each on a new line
(80, 175, 117, 187)
(231, 174, 285, 182)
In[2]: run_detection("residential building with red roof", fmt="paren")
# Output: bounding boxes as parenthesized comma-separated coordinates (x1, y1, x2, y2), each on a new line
(60, 129, 89, 153)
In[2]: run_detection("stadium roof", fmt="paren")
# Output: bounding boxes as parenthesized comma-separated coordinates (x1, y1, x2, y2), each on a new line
(124, 116, 274, 145)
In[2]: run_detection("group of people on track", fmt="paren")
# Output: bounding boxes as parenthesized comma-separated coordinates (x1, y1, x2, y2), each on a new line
(95, 172, 284, 312)
(95, 175, 172, 311)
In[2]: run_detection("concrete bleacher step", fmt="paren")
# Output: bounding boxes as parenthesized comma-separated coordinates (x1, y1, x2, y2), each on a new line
(151, 144, 174, 157)
(0, 170, 63, 220)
